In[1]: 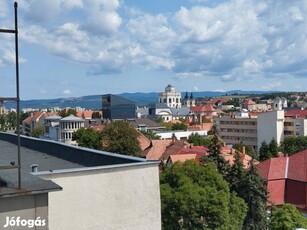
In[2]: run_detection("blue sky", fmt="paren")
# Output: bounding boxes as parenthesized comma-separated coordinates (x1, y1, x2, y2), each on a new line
(0, 0, 307, 100)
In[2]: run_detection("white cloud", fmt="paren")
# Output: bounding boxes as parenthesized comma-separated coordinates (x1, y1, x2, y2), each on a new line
(7, 0, 307, 81)
(63, 89, 71, 95)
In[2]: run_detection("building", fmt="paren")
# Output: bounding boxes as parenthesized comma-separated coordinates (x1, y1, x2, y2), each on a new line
(257, 150, 307, 210)
(102, 94, 136, 121)
(22, 111, 49, 136)
(214, 112, 258, 149)
(0, 133, 161, 230)
(158, 84, 181, 108)
(0, 100, 7, 115)
(59, 115, 85, 144)
(149, 103, 190, 121)
(182, 92, 196, 108)
(257, 110, 285, 148)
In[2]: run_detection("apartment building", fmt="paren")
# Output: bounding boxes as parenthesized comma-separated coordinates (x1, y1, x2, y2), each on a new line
(216, 109, 307, 150)
(214, 112, 258, 149)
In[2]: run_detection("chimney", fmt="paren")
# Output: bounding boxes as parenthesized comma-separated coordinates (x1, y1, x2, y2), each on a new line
(31, 164, 38, 173)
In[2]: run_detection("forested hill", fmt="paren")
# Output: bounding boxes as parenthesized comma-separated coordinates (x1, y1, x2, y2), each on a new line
(4, 90, 275, 109)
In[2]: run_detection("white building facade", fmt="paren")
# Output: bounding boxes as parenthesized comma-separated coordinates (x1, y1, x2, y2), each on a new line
(158, 84, 181, 108)
(59, 115, 85, 144)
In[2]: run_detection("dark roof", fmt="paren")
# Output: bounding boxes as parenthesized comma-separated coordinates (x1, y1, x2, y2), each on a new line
(0, 132, 155, 197)
(130, 118, 165, 129)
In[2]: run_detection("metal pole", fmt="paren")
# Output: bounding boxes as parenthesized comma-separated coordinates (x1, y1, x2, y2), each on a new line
(14, 2, 21, 189)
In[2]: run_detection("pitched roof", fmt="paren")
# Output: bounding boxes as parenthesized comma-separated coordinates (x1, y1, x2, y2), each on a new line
(77, 110, 94, 119)
(242, 99, 256, 105)
(159, 141, 186, 161)
(168, 154, 197, 163)
(288, 150, 307, 182)
(285, 110, 307, 118)
(190, 104, 216, 113)
(257, 156, 288, 180)
(142, 140, 173, 160)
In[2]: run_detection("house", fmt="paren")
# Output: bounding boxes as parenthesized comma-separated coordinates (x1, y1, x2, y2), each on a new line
(22, 111, 50, 136)
(190, 104, 218, 123)
(0, 133, 161, 230)
(257, 150, 307, 209)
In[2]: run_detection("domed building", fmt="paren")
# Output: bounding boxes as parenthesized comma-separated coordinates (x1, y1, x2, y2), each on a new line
(158, 84, 181, 108)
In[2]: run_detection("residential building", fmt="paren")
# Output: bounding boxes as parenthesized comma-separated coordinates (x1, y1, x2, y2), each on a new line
(44, 115, 62, 140)
(129, 117, 166, 132)
(214, 112, 258, 149)
(158, 84, 181, 108)
(22, 111, 49, 136)
(0, 133, 161, 230)
(190, 104, 218, 123)
(257, 110, 285, 148)
(102, 94, 136, 121)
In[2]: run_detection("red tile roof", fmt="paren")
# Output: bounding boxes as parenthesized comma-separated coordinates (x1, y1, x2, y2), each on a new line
(257, 156, 288, 180)
(288, 150, 307, 182)
(190, 104, 216, 113)
(242, 99, 256, 105)
(142, 140, 173, 160)
(168, 154, 197, 163)
(285, 110, 307, 118)
(77, 110, 94, 119)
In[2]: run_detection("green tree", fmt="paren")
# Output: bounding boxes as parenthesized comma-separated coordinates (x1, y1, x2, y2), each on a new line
(92, 111, 101, 119)
(233, 142, 255, 157)
(258, 140, 271, 161)
(30, 126, 45, 138)
(279, 136, 307, 155)
(20, 112, 30, 125)
(72, 127, 102, 150)
(59, 108, 77, 117)
(242, 162, 268, 229)
(202, 125, 230, 178)
(270, 204, 307, 230)
(140, 131, 161, 140)
(7, 111, 17, 128)
(0, 114, 5, 131)
(160, 161, 247, 230)
(101, 121, 141, 156)
(227, 153, 268, 229)
(172, 122, 188, 131)
(268, 138, 278, 158)
(188, 133, 207, 146)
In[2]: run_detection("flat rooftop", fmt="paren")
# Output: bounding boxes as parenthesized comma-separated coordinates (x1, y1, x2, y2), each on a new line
(0, 133, 154, 198)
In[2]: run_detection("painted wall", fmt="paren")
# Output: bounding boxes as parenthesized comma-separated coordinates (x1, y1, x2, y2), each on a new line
(257, 110, 284, 150)
(0, 194, 48, 230)
(38, 163, 161, 230)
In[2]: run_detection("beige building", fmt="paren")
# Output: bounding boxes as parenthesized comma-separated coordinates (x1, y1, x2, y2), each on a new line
(214, 112, 258, 149)
(0, 133, 161, 230)
(215, 109, 307, 150)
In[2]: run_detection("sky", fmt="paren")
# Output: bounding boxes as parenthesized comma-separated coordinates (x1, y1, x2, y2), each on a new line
(0, 0, 307, 100)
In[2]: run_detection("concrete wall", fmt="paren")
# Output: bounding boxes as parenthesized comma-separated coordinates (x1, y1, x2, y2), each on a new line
(0, 194, 48, 230)
(257, 110, 284, 149)
(38, 163, 161, 230)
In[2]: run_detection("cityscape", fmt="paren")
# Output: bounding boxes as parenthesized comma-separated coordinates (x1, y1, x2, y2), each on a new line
(1, 0, 307, 230)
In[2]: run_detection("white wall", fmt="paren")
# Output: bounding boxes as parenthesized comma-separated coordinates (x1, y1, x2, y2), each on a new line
(38, 163, 161, 230)
(257, 110, 284, 149)
(156, 130, 207, 140)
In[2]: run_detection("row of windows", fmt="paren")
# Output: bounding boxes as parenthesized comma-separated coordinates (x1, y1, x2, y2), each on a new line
(61, 132, 73, 140)
(61, 122, 83, 130)
(220, 121, 256, 125)
(221, 136, 257, 142)
(221, 129, 257, 134)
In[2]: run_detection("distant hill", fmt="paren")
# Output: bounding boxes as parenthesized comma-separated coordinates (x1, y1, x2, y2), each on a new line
(4, 90, 275, 110)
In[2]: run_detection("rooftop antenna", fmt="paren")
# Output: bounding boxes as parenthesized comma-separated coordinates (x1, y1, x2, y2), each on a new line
(0, 2, 21, 189)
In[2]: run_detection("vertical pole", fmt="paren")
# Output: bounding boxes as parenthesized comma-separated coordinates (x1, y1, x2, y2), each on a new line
(14, 2, 21, 189)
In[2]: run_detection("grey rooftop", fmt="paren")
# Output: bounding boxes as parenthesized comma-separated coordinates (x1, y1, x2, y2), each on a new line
(0, 132, 156, 198)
